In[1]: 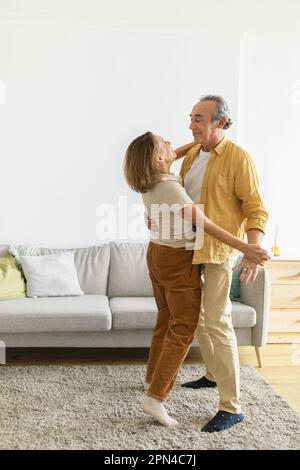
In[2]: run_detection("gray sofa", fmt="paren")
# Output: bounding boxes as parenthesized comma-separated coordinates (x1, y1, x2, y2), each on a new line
(0, 242, 270, 366)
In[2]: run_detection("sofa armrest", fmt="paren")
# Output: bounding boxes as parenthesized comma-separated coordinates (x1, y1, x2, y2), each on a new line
(239, 267, 270, 346)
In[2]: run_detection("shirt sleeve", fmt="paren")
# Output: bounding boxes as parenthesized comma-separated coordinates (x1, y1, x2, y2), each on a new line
(234, 151, 269, 233)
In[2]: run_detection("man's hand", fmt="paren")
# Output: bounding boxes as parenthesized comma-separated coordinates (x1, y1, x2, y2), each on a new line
(234, 228, 268, 284)
(232, 256, 259, 284)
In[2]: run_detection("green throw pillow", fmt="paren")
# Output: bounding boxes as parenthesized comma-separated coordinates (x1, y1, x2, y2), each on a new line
(0, 255, 26, 300)
(229, 253, 243, 300)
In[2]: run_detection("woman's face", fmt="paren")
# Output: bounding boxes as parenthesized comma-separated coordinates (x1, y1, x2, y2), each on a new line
(153, 135, 176, 166)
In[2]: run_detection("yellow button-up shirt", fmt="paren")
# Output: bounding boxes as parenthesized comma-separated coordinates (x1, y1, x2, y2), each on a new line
(179, 136, 268, 264)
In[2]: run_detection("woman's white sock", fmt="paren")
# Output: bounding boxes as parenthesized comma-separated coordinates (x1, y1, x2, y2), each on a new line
(141, 395, 178, 427)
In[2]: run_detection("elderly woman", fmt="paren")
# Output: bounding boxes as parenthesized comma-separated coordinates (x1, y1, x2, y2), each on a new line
(124, 132, 269, 427)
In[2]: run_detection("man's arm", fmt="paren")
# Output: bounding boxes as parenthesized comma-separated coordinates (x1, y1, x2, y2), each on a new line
(180, 204, 270, 266)
(247, 228, 264, 246)
(234, 151, 268, 234)
(234, 152, 269, 283)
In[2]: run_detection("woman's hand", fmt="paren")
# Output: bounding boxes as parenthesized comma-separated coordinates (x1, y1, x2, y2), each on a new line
(239, 242, 270, 266)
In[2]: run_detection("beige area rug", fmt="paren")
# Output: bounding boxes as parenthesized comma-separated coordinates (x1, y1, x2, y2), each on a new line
(0, 364, 299, 450)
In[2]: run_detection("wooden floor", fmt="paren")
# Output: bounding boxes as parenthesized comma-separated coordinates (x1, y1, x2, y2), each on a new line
(238, 344, 300, 415)
(4, 344, 300, 415)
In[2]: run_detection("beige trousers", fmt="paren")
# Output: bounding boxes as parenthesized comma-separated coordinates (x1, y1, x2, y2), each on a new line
(196, 258, 241, 414)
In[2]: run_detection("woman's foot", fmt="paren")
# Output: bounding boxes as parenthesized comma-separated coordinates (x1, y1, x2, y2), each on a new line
(141, 395, 178, 427)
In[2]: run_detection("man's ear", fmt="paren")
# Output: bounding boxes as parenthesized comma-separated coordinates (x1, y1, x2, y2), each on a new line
(217, 117, 227, 129)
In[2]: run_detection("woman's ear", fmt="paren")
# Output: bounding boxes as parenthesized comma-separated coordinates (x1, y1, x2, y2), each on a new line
(154, 153, 162, 162)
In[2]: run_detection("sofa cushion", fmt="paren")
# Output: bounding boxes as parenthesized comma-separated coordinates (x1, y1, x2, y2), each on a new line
(0, 295, 111, 333)
(110, 297, 256, 330)
(0, 255, 26, 300)
(0, 245, 9, 258)
(230, 253, 243, 300)
(231, 301, 256, 327)
(110, 297, 157, 329)
(8, 244, 41, 266)
(20, 252, 84, 298)
(39, 245, 110, 295)
(108, 242, 153, 298)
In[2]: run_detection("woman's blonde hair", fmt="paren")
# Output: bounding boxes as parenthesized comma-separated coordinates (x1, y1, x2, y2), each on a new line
(123, 131, 161, 193)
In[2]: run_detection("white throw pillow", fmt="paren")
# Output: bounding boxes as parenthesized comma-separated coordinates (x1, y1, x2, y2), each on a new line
(8, 244, 41, 266)
(20, 252, 84, 298)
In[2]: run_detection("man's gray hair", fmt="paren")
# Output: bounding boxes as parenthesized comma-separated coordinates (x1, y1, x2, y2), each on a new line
(199, 95, 233, 129)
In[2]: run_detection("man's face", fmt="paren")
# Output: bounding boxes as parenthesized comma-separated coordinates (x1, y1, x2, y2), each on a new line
(189, 100, 220, 147)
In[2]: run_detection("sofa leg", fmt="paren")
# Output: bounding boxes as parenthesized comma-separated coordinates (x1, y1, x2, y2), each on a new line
(255, 346, 263, 368)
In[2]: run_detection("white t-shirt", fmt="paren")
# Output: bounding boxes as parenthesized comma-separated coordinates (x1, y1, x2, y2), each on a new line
(183, 149, 211, 203)
(142, 173, 195, 248)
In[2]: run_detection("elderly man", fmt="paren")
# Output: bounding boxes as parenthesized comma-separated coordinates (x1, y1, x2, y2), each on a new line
(178, 95, 268, 432)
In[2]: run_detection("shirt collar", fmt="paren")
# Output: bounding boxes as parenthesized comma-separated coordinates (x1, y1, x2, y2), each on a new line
(211, 136, 228, 157)
(160, 172, 183, 184)
(161, 173, 179, 181)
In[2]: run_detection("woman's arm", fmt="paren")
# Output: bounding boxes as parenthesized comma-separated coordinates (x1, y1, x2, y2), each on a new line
(174, 142, 196, 160)
(180, 204, 270, 265)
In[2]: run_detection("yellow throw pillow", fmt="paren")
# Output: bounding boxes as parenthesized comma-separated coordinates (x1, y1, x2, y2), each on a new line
(0, 255, 26, 300)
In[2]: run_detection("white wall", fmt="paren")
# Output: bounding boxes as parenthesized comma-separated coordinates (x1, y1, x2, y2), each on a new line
(238, 32, 300, 257)
(0, 0, 299, 251)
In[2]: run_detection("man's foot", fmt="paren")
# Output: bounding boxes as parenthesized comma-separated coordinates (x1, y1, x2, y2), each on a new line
(181, 376, 217, 389)
(201, 411, 245, 433)
(141, 395, 178, 427)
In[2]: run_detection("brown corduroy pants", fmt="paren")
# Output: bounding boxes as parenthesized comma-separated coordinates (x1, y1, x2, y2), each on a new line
(145, 241, 201, 401)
